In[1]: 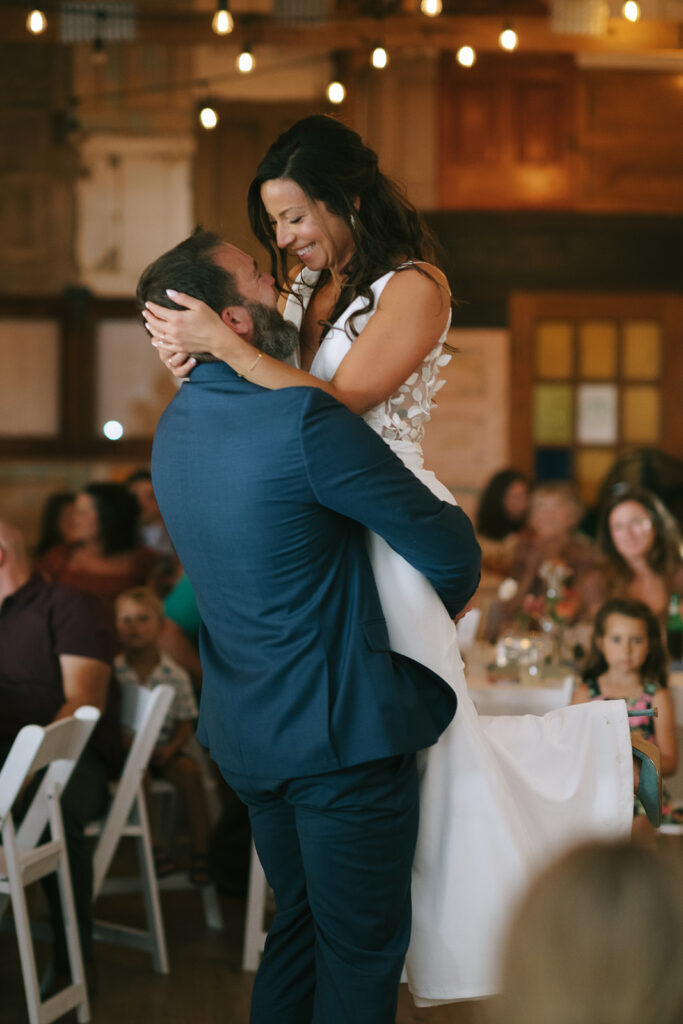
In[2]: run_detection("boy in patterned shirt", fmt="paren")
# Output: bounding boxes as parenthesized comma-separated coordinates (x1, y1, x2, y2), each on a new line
(114, 586, 212, 884)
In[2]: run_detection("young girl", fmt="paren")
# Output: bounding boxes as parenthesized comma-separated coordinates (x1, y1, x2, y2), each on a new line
(574, 597, 680, 835)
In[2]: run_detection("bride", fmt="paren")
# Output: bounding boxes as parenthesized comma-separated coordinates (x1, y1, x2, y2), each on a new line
(143, 115, 636, 1004)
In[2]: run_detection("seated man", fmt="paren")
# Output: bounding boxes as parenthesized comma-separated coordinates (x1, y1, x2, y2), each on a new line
(0, 519, 122, 986)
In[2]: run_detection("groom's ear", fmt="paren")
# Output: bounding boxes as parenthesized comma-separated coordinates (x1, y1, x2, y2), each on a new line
(220, 305, 254, 342)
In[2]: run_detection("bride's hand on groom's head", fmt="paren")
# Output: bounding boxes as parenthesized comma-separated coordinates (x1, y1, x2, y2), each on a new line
(157, 345, 197, 379)
(142, 292, 226, 357)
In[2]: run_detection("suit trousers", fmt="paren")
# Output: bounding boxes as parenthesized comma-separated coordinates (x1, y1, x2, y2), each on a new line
(225, 753, 419, 1024)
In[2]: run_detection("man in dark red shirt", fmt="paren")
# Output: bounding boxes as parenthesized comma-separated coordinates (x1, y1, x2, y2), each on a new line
(0, 518, 121, 982)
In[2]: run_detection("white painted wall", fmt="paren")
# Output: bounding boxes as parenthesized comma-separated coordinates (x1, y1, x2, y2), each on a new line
(76, 134, 195, 296)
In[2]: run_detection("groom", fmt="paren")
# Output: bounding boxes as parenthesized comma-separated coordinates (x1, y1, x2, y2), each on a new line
(140, 229, 480, 1024)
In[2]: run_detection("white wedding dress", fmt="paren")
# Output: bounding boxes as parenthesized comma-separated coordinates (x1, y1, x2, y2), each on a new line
(283, 267, 633, 1004)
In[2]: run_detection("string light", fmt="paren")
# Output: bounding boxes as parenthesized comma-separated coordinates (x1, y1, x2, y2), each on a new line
(420, 0, 442, 16)
(236, 47, 254, 73)
(456, 45, 476, 68)
(622, 1, 640, 21)
(326, 80, 346, 104)
(199, 106, 219, 129)
(102, 420, 124, 440)
(26, 9, 47, 34)
(212, 0, 234, 36)
(499, 26, 518, 52)
(371, 46, 388, 70)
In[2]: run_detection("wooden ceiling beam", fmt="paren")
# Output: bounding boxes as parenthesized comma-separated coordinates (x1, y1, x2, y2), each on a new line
(2, 10, 681, 54)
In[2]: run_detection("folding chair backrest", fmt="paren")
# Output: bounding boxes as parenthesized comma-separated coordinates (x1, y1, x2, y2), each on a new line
(91, 682, 174, 898)
(0, 707, 101, 846)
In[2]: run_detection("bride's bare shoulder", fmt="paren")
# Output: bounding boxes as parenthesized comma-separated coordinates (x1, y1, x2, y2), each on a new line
(394, 261, 449, 291)
(380, 262, 451, 318)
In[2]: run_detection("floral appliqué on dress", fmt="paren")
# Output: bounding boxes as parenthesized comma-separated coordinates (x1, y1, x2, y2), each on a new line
(364, 342, 452, 445)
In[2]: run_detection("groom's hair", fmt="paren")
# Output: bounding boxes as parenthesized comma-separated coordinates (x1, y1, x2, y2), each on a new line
(136, 226, 244, 317)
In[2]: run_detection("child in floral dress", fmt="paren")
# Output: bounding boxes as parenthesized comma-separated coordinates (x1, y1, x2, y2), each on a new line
(574, 596, 681, 835)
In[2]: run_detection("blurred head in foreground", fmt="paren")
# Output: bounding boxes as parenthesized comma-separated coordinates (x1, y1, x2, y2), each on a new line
(496, 840, 683, 1024)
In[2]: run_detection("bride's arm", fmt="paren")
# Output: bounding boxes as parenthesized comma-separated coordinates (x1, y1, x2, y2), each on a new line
(143, 266, 450, 416)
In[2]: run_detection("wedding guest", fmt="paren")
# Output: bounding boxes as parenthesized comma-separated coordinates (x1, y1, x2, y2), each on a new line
(0, 519, 121, 990)
(114, 586, 211, 884)
(476, 468, 530, 575)
(594, 486, 683, 619)
(34, 489, 76, 558)
(496, 840, 683, 1024)
(487, 481, 603, 640)
(125, 468, 176, 559)
(573, 596, 680, 837)
(160, 569, 202, 685)
(37, 482, 157, 617)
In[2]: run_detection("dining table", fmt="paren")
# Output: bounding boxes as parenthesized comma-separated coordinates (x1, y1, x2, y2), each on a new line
(463, 640, 576, 716)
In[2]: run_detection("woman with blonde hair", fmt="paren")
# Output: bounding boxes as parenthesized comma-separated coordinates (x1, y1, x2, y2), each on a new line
(497, 840, 683, 1024)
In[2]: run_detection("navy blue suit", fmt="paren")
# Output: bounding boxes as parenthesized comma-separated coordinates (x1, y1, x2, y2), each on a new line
(152, 363, 480, 1022)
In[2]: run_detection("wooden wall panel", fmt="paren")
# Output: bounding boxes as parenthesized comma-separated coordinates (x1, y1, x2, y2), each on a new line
(0, 45, 77, 293)
(440, 59, 683, 214)
(577, 70, 683, 212)
(439, 55, 575, 209)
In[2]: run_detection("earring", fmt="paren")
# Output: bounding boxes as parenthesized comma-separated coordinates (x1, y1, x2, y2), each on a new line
(350, 213, 357, 230)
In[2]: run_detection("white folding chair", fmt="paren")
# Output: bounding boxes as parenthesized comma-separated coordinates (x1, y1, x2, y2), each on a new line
(147, 734, 225, 932)
(0, 706, 101, 1024)
(242, 840, 269, 971)
(85, 681, 174, 973)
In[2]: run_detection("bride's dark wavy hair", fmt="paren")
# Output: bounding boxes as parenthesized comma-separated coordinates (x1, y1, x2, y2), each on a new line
(247, 114, 446, 338)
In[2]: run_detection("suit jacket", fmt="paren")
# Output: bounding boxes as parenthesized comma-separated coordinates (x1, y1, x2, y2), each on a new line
(152, 363, 480, 778)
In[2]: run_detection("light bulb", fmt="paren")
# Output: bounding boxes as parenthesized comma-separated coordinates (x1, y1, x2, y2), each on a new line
(420, 0, 442, 16)
(326, 81, 346, 105)
(199, 106, 219, 129)
(622, 1, 640, 21)
(212, 5, 234, 35)
(237, 49, 254, 73)
(499, 27, 518, 52)
(91, 35, 108, 65)
(102, 420, 124, 441)
(456, 45, 476, 68)
(26, 9, 47, 34)
(371, 46, 388, 70)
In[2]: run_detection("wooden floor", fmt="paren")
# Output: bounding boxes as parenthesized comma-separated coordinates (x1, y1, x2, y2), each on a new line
(0, 884, 491, 1024)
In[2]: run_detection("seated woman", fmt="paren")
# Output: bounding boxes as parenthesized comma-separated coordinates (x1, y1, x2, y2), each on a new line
(475, 467, 530, 577)
(37, 482, 157, 617)
(34, 489, 76, 558)
(487, 480, 603, 641)
(593, 486, 683, 620)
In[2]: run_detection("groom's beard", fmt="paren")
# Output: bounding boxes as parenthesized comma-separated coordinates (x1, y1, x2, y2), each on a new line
(246, 301, 299, 361)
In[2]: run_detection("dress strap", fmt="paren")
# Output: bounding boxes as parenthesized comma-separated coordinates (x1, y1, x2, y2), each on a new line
(394, 260, 429, 271)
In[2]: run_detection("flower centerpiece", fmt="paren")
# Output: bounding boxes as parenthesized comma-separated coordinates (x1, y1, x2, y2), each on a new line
(498, 561, 578, 666)
(530, 560, 578, 664)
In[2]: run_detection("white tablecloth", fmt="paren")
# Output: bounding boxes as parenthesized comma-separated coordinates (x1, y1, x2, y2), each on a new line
(465, 643, 575, 716)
